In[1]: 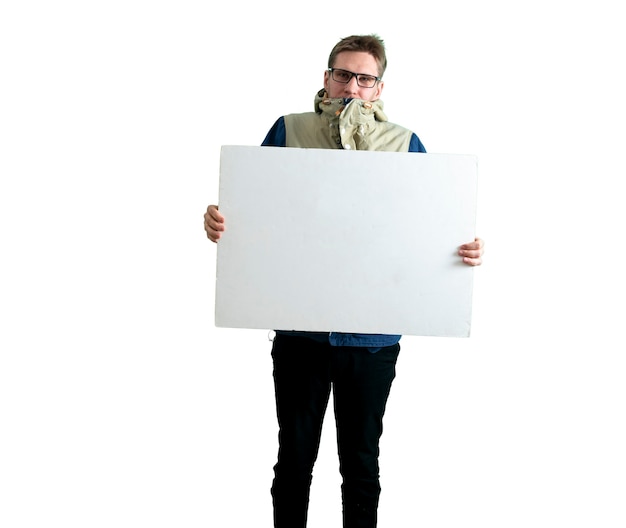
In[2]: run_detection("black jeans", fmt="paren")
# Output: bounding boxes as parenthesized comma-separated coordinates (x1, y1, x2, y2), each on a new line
(270, 334, 400, 528)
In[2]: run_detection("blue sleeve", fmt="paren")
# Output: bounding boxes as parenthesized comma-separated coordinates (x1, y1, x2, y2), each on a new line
(261, 117, 286, 147)
(409, 133, 427, 153)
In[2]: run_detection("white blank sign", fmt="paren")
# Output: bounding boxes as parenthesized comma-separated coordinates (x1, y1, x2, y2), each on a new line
(215, 146, 477, 337)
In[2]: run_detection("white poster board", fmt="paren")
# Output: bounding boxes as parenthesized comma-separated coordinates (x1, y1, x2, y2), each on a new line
(215, 146, 477, 337)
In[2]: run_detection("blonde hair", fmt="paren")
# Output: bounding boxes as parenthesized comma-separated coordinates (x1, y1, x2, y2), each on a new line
(327, 34, 387, 77)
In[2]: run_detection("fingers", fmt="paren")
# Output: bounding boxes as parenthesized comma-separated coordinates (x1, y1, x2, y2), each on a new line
(459, 237, 484, 251)
(204, 204, 225, 243)
(458, 237, 484, 266)
(206, 204, 225, 223)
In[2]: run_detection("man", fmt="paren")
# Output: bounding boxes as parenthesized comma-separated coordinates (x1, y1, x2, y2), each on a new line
(205, 35, 484, 528)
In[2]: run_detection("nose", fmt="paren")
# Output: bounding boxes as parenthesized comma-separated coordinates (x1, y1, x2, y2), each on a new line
(344, 75, 360, 94)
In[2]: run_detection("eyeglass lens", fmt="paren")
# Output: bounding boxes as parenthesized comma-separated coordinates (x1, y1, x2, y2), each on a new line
(331, 69, 378, 88)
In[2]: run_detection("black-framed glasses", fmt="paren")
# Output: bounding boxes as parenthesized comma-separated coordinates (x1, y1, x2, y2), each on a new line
(328, 68, 381, 88)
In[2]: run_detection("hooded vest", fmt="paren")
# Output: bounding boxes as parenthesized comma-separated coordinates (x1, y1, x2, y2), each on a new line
(283, 89, 414, 152)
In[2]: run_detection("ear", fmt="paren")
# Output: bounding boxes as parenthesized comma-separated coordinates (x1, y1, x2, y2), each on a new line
(323, 70, 330, 93)
(373, 80, 384, 101)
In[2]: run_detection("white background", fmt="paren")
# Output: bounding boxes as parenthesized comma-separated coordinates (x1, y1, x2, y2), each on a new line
(1, 1, 625, 527)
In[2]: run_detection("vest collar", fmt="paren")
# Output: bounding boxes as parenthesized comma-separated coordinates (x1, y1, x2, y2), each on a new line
(313, 89, 388, 123)
(312, 89, 391, 150)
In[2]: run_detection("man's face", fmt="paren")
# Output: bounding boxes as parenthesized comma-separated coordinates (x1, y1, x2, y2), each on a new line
(324, 51, 384, 102)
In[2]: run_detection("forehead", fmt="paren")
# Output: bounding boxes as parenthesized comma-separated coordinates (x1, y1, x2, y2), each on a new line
(332, 51, 379, 75)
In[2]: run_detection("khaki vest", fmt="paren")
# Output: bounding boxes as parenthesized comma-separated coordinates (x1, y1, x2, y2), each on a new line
(284, 90, 414, 152)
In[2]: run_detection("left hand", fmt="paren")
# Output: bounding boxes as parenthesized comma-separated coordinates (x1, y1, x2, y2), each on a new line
(458, 237, 485, 266)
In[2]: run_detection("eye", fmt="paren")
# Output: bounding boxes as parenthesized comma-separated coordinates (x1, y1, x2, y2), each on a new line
(335, 70, 351, 82)
(358, 75, 376, 86)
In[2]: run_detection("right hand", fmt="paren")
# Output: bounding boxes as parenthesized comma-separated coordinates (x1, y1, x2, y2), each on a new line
(204, 204, 225, 243)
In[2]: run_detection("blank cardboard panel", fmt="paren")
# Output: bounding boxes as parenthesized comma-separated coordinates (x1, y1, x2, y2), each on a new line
(215, 146, 477, 337)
